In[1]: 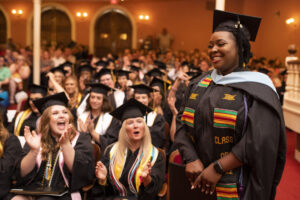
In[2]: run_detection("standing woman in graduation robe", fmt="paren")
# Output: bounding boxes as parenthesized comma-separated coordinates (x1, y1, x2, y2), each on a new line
(95, 98, 165, 200)
(175, 10, 286, 199)
(77, 83, 121, 150)
(12, 92, 94, 200)
(0, 106, 22, 200)
(9, 84, 47, 137)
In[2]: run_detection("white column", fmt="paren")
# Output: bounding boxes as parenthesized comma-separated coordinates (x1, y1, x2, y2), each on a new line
(33, 0, 41, 84)
(215, 0, 225, 11)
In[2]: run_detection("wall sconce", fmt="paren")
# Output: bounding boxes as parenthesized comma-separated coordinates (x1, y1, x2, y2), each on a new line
(11, 9, 23, 17)
(76, 12, 88, 21)
(286, 17, 295, 25)
(139, 14, 150, 21)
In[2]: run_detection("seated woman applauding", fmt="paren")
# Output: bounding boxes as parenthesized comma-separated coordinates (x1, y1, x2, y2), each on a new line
(12, 92, 94, 200)
(95, 98, 165, 200)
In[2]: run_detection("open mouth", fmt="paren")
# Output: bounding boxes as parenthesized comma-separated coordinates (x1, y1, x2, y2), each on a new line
(133, 131, 140, 135)
(57, 122, 66, 130)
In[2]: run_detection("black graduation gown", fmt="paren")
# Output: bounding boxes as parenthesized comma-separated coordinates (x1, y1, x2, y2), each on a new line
(101, 146, 165, 200)
(8, 110, 39, 136)
(175, 71, 286, 200)
(15, 133, 95, 198)
(0, 135, 22, 199)
(147, 113, 166, 149)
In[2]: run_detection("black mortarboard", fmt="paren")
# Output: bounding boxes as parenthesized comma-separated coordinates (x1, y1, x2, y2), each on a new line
(145, 68, 164, 78)
(181, 61, 190, 67)
(79, 59, 90, 65)
(130, 84, 155, 95)
(130, 65, 140, 72)
(154, 60, 166, 70)
(62, 61, 73, 68)
(77, 64, 94, 73)
(33, 92, 69, 114)
(94, 68, 114, 79)
(213, 10, 261, 41)
(150, 77, 171, 96)
(86, 83, 113, 96)
(95, 60, 108, 67)
(30, 84, 48, 96)
(131, 59, 139, 63)
(50, 65, 67, 75)
(110, 98, 152, 122)
(115, 69, 130, 78)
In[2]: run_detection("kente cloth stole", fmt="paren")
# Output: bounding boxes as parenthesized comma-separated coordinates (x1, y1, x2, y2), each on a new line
(109, 144, 159, 196)
(14, 109, 32, 136)
(216, 183, 239, 200)
(181, 75, 212, 128)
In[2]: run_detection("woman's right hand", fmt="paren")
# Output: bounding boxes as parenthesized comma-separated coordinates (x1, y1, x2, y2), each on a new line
(24, 126, 40, 152)
(77, 118, 87, 132)
(95, 161, 107, 181)
(185, 159, 204, 186)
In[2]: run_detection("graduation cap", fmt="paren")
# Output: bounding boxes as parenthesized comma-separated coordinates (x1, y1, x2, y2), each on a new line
(29, 84, 48, 96)
(115, 69, 131, 78)
(154, 60, 167, 70)
(77, 64, 94, 74)
(150, 77, 171, 97)
(86, 83, 113, 96)
(213, 10, 261, 42)
(130, 65, 140, 72)
(95, 60, 108, 67)
(110, 98, 152, 122)
(145, 68, 164, 78)
(33, 92, 69, 114)
(131, 59, 140, 64)
(78, 59, 90, 65)
(130, 84, 155, 95)
(50, 65, 67, 75)
(94, 68, 114, 79)
(62, 61, 73, 68)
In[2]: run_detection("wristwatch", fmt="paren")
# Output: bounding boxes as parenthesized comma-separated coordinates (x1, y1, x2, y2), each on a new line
(213, 161, 225, 175)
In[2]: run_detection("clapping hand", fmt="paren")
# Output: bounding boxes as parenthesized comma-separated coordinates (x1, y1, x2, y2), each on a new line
(58, 124, 72, 146)
(95, 161, 107, 182)
(24, 126, 40, 152)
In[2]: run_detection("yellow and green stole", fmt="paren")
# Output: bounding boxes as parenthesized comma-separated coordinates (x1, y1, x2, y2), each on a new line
(109, 144, 159, 196)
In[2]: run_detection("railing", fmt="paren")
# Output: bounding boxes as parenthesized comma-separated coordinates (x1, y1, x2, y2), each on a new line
(283, 59, 300, 162)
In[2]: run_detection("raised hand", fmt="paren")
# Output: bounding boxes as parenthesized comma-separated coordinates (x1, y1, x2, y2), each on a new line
(87, 118, 95, 134)
(95, 161, 107, 182)
(78, 118, 88, 133)
(140, 161, 152, 186)
(24, 126, 40, 152)
(58, 124, 72, 146)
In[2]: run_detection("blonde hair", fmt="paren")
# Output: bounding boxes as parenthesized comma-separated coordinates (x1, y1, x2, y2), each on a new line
(112, 118, 152, 167)
(0, 115, 9, 158)
(39, 106, 76, 160)
(64, 75, 80, 109)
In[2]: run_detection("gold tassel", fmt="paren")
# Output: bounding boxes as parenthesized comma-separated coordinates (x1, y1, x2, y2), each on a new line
(243, 62, 246, 69)
(0, 142, 3, 158)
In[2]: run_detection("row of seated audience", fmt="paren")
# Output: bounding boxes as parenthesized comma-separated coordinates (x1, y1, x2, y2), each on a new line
(0, 43, 288, 199)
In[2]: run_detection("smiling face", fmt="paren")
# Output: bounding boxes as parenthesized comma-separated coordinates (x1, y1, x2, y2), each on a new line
(49, 105, 70, 137)
(208, 31, 239, 75)
(100, 74, 115, 88)
(125, 117, 145, 143)
(89, 92, 103, 111)
(64, 78, 76, 95)
(134, 93, 149, 106)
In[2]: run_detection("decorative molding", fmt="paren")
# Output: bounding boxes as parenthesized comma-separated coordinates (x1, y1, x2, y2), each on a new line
(0, 5, 11, 40)
(26, 2, 76, 46)
(89, 4, 137, 55)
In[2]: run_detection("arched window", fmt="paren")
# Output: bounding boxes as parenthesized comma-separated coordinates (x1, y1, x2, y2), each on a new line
(0, 11, 7, 44)
(95, 10, 132, 57)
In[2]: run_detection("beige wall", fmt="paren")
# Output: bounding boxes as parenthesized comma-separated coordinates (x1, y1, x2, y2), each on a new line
(0, 0, 300, 61)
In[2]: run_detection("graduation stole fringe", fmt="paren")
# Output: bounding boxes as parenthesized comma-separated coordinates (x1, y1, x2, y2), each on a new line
(197, 75, 212, 88)
(216, 183, 239, 200)
(15, 109, 32, 136)
(109, 144, 158, 196)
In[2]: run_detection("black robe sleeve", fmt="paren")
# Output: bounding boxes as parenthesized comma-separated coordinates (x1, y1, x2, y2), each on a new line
(67, 133, 95, 192)
(174, 78, 201, 164)
(149, 114, 166, 149)
(98, 118, 121, 151)
(138, 151, 166, 200)
(231, 97, 286, 200)
(0, 135, 22, 199)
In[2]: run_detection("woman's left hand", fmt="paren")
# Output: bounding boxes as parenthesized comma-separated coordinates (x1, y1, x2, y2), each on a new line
(59, 124, 72, 146)
(141, 162, 152, 186)
(192, 163, 222, 195)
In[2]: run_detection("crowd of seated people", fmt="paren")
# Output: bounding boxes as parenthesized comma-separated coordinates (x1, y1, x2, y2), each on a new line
(0, 40, 289, 200)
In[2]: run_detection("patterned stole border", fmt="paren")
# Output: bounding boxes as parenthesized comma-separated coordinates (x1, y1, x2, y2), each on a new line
(213, 108, 237, 129)
(216, 183, 239, 200)
(198, 75, 212, 88)
(181, 107, 195, 127)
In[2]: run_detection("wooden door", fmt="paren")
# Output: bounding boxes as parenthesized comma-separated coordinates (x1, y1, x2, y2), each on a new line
(40, 9, 71, 47)
(0, 11, 6, 44)
(95, 10, 132, 57)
